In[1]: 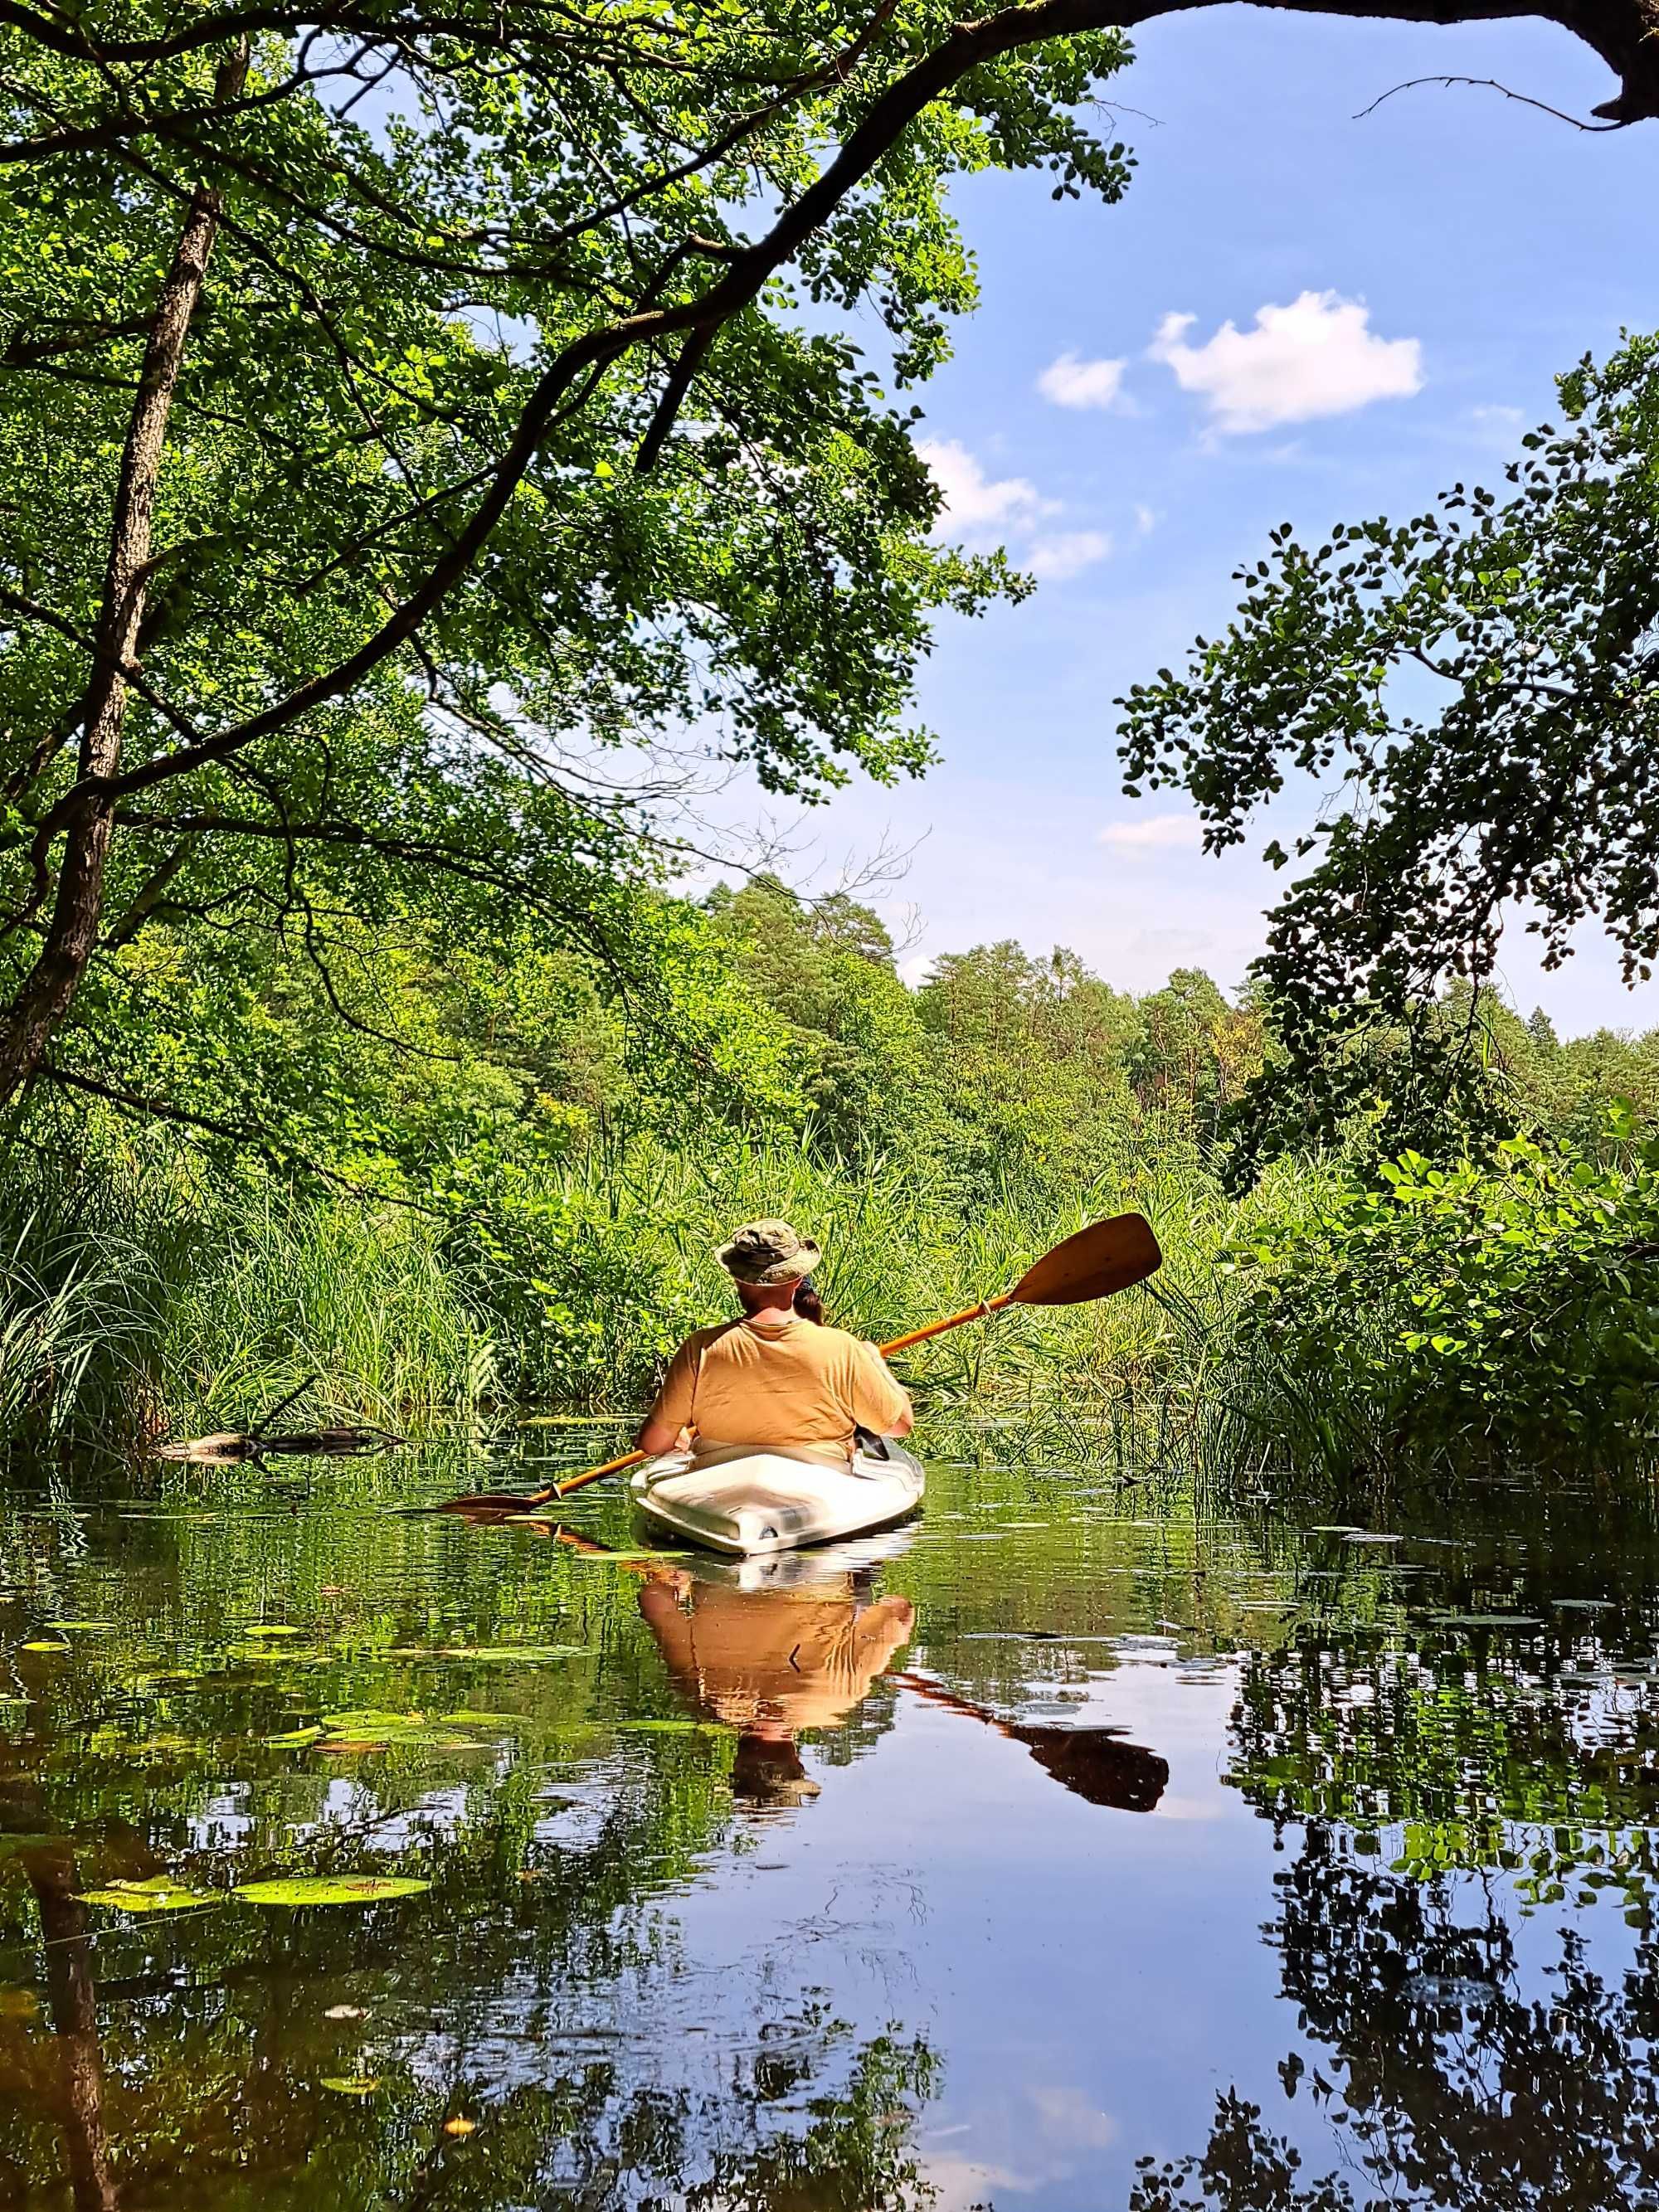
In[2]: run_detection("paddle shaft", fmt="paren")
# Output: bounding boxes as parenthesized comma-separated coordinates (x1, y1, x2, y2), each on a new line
(530, 1448, 647, 1506)
(547, 1298, 1014, 1500)
(877, 1293, 1014, 1356)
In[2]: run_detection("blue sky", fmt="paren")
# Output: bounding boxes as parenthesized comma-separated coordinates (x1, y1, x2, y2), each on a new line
(778, 7, 1659, 1033)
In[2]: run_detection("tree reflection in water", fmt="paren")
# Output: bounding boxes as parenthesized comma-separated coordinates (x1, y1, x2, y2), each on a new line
(1132, 1626, 1659, 2212)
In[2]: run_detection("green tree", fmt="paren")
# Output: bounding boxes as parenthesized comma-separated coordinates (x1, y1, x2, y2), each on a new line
(1, 0, 1651, 1150)
(1119, 331, 1659, 1159)
(704, 877, 934, 1154)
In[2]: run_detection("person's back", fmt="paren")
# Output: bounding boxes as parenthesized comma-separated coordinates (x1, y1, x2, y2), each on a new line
(635, 1219, 912, 1466)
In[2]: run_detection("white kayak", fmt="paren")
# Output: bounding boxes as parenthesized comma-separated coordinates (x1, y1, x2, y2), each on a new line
(630, 1439, 924, 1558)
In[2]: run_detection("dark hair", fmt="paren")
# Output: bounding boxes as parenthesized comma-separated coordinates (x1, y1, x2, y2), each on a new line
(793, 1276, 825, 1326)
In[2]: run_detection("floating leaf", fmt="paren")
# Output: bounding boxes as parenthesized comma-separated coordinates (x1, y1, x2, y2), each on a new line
(320, 1733, 480, 1754)
(243, 1625, 304, 1640)
(615, 1719, 732, 1734)
(75, 1876, 223, 1916)
(236, 1875, 431, 1908)
(49, 1621, 113, 1633)
(322, 1709, 425, 1732)
(320, 2075, 382, 2096)
(559, 1549, 690, 1565)
(1342, 1534, 1403, 1546)
(263, 1725, 326, 1748)
(21, 1641, 69, 1654)
(388, 1645, 584, 1663)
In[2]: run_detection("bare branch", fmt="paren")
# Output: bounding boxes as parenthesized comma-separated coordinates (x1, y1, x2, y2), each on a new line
(1354, 71, 1629, 131)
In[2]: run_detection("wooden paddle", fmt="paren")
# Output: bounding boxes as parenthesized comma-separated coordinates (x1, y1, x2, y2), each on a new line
(433, 1210, 1160, 1513)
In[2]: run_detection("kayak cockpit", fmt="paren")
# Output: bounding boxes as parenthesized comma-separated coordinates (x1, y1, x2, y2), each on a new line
(630, 1441, 923, 1557)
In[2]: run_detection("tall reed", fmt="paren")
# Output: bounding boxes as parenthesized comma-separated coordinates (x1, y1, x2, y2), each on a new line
(2, 1121, 1270, 1463)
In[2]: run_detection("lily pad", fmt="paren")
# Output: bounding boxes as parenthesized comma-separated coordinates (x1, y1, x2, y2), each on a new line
(321, 1709, 425, 1733)
(388, 1645, 585, 1663)
(236, 1874, 431, 1908)
(49, 1621, 113, 1633)
(263, 1725, 327, 1748)
(75, 1876, 223, 1916)
(559, 1549, 690, 1565)
(616, 1719, 732, 1734)
(320, 2075, 382, 2096)
(243, 1625, 304, 1640)
(319, 1733, 481, 1754)
(21, 1641, 69, 1654)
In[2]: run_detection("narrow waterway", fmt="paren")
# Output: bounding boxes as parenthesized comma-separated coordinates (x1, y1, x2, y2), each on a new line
(2, 1442, 1656, 2209)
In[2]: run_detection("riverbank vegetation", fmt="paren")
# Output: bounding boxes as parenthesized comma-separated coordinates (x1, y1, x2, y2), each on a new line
(10, 863, 1659, 1480)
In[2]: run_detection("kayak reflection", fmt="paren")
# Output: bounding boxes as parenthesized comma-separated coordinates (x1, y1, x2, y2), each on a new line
(638, 1570, 916, 1805)
(638, 1568, 1169, 1815)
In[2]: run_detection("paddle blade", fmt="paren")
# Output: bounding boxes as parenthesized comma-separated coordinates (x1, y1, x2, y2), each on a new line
(432, 1487, 552, 1515)
(1010, 1212, 1161, 1307)
(1015, 1727, 1169, 1814)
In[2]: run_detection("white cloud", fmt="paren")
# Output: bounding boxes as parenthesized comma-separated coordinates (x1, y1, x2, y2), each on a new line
(917, 438, 1056, 540)
(1028, 2087, 1118, 2151)
(1037, 351, 1126, 411)
(1027, 528, 1112, 580)
(918, 438, 1107, 584)
(1468, 402, 1525, 449)
(1098, 811, 1204, 854)
(1134, 502, 1156, 536)
(1148, 289, 1423, 435)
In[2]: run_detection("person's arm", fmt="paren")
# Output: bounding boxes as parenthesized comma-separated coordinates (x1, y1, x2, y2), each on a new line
(636, 1336, 699, 1456)
(849, 1341, 913, 1438)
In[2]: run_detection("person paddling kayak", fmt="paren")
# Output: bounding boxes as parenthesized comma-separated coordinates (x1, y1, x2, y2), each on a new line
(635, 1219, 913, 1470)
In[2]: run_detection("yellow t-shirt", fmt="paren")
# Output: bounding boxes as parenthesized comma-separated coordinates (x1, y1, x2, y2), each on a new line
(647, 1313, 911, 1451)
(638, 1580, 916, 1732)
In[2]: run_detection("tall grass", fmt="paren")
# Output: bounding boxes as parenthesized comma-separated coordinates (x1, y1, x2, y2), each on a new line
(2, 1120, 1291, 1467)
(0, 1143, 496, 1451)
(440, 1121, 1278, 1461)
(163, 1190, 498, 1434)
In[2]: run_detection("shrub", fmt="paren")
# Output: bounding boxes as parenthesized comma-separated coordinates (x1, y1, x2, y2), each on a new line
(1219, 1105, 1659, 1474)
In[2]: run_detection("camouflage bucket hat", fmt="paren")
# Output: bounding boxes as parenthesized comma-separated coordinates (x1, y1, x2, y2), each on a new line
(716, 1218, 823, 1286)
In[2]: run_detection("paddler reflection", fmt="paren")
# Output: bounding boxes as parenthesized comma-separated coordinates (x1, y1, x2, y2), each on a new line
(638, 1568, 915, 1806)
(636, 1565, 1168, 1815)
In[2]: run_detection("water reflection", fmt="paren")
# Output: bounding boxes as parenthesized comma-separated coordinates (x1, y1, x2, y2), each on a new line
(5, 1454, 1659, 2207)
(891, 1669, 1167, 1812)
(637, 1565, 916, 1806)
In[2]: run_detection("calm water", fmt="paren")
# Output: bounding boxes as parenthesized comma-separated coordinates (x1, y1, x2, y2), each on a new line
(3, 1439, 1659, 2210)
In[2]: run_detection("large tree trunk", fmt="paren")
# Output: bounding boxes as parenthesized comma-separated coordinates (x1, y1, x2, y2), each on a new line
(0, 46, 245, 1107)
(28, 1849, 121, 2212)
